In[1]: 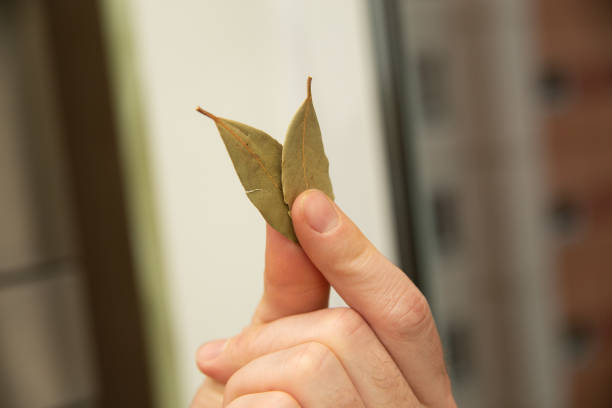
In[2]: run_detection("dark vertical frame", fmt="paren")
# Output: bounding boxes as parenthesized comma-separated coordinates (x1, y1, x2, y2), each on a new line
(43, 1, 153, 406)
(367, 0, 421, 287)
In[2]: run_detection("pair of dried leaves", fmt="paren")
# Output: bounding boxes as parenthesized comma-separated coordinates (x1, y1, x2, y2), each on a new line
(197, 77, 334, 243)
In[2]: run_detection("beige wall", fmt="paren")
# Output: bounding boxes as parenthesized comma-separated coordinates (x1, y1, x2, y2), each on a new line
(127, 0, 396, 403)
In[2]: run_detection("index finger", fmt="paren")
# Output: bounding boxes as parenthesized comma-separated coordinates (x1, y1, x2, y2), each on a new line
(291, 190, 455, 407)
(250, 224, 329, 324)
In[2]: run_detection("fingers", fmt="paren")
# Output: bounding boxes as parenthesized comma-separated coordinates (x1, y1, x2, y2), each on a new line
(226, 391, 300, 408)
(223, 342, 364, 408)
(190, 377, 224, 408)
(291, 190, 454, 407)
(199, 308, 417, 407)
(250, 224, 329, 324)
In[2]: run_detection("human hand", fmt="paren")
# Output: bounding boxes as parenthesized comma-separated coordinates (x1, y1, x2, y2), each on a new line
(191, 190, 456, 407)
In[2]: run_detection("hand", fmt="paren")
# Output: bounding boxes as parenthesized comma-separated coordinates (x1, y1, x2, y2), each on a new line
(191, 190, 456, 407)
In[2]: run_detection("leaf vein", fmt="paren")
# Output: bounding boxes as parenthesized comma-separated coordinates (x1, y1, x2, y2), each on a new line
(217, 120, 280, 190)
(198, 107, 281, 190)
(301, 76, 313, 190)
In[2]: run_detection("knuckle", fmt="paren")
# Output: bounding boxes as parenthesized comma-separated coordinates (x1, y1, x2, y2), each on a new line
(382, 289, 432, 339)
(370, 355, 395, 384)
(288, 341, 334, 377)
(369, 352, 402, 391)
(267, 391, 300, 407)
(362, 345, 415, 405)
(226, 326, 258, 363)
(190, 379, 225, 408)
(337, 241, 378, 278)
(225, 333, 244, 358)
(226, 391, 298, 408)
(224, 371, 240, 401)
(366, 350, 418, 407)
(331, 307, 369, 339)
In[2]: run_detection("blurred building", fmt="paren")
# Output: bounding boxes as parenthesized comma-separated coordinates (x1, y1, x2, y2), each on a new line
(536, 0, 612, 406)
(370, 1, 612, 407)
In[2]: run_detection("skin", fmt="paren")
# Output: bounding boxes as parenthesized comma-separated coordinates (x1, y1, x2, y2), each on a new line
(191, 189, 457, 407)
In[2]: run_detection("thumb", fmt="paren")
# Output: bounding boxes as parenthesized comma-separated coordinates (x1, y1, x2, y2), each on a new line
(290, 190, 404, 320)
(291, 189, 452, 406)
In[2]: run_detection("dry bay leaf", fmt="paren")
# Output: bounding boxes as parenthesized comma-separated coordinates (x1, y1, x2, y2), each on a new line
(197, 107, 297, 242)
(282, 77, 334, 209)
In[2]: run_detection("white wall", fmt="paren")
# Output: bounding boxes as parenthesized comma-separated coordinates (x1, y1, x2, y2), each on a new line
(128, 0, 397, 404)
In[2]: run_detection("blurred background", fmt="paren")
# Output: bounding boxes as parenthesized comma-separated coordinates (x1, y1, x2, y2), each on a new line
(1, 0, 611, 407)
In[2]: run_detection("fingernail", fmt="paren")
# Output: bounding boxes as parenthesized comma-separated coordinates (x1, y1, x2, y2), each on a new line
(197, 339, 226, 362)
(301, 190, 338, 233)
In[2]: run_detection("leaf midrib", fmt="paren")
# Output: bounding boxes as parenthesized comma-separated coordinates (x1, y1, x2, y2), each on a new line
(300, 76, 313, 190)
(197, 107, 281, 190)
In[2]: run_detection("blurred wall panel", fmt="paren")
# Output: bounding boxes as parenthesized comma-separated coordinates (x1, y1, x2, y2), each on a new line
(0, 0, 74, 272)
(0, 271, 96, 407)
(2, 0, 157, 406)
(43, 0, 155, 406)
(0, 1, 96, 407)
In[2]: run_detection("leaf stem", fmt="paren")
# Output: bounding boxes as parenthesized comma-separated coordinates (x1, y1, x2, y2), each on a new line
(306, 76, 312, 98)
(196, 106, 218, 121)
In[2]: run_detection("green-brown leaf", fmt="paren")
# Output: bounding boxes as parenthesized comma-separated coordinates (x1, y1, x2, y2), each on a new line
(197, 107, 297, 242)
(282, 77, 334, 209)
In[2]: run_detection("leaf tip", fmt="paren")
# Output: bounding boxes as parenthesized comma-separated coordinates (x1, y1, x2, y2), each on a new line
(196, 106, 218, 122)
